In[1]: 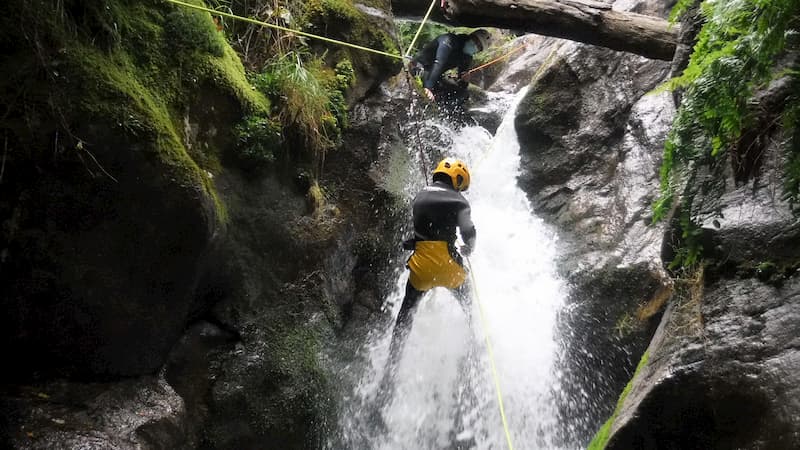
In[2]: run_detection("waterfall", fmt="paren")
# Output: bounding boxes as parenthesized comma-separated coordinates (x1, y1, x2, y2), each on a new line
(331, 89, 571, 449)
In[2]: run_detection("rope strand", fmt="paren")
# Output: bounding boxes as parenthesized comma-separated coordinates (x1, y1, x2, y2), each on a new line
(164, 0, 403, 60)
(467, 256, 515, 450)
(404, 0, 440, 58)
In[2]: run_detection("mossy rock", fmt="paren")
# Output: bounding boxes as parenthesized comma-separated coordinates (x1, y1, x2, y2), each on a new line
(0, 0, 270, 378)
(303, 0, 401, 99)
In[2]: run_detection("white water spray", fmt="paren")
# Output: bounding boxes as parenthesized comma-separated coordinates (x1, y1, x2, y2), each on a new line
(333, 89, 570, 449)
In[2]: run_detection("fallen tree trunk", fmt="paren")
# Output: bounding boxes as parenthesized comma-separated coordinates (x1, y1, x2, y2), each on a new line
(391, 0, 679, 61)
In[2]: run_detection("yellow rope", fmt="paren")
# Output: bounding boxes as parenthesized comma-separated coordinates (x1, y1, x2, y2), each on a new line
(164, 0, 403, 60)
(404, 0, 439, 58)
(456, 48, 564, 448)
(466, 256, 515, 450)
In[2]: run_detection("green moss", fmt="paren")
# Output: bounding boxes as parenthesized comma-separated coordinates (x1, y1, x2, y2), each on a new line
(252, 319, 332, 444)
(200, 45, 271, 115)
(303, 0, 399, 70)
(1, 0, 275, 226)
(587, 351, 650, 450)
(165, 2, 226, 57)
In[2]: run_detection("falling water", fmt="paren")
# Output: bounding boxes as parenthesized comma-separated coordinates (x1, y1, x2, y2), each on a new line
(331, 89, 571, 449)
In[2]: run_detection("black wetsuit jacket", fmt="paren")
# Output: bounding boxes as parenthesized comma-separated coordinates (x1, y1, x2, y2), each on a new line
(411, 33, 474, 89)
(411, 180, 476, 252)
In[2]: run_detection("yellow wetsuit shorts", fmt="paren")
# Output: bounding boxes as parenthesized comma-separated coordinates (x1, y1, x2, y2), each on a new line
(408, 241, 467, 291)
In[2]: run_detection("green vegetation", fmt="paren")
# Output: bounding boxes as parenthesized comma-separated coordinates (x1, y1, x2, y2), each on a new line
(165, 4, 226, 57)
(668, 0, 698, 22)
(303, 0, 399, 71)
(652, 0, 800, 267)
(669, 208, 705, 269)
(397, 20, 455, 53)
(587, 351, 651, 450)
(248, 50, 355, 174)
(234, 114, 283, 167)
(212, 0, 383, 177)
(255, 323, 332, 443)
(0, 0, 278, 224)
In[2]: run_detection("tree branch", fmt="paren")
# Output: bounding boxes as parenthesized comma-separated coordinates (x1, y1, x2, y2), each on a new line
(392, 0, 679, 61)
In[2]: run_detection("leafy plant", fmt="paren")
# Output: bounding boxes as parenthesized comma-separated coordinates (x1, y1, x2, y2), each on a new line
(669, 0, 699, 23)
(250, 50, 354, 175)
(669, 208, 704, 269)
(652, 0, 800, 265)
(234, 114, 283, 167)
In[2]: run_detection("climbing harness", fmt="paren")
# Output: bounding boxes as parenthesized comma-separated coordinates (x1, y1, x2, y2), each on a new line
(466, 256, 515, 450)
(164, 0, 403, 60)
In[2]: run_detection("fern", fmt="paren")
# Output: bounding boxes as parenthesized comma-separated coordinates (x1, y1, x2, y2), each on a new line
(653, 0, 800, 266)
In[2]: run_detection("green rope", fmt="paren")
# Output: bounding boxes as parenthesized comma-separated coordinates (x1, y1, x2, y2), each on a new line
(164, 0, 403, 60)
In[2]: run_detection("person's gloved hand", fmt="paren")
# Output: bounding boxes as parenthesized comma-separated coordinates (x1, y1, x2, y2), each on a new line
(423, 88, 436, 101)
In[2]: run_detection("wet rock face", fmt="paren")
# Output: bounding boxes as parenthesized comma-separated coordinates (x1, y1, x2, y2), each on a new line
(606, 128, 800, 449)
(0, 106, 218, 381)
(554, 264, 666, 441)
(689, 128, 800, 275)
(1, 376, 189, 450)
(515, 43, 673, 272)
(606, 276, 800, 450)
(512, 0, 677, 443)
(2, 1, 405, 448)
(161, 77, 411, 450)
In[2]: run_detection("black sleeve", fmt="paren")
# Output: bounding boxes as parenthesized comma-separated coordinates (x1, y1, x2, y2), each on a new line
(458, 204, 476, 249)
(412, 38, 438, 66)
(458, 55, 473, 76)
(424, 35, 455, 89)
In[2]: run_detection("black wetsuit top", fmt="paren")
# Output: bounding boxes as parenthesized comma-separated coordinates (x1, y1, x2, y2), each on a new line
(412, 180, 476, 248)
(411, 33, 474, 89)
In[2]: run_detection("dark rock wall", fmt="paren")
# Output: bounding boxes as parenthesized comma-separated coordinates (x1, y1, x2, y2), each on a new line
(2, 377, 191, 450)
(512, 0, 678, 444)
(0, 0, 404, 448)
(608, 276, 800, 450)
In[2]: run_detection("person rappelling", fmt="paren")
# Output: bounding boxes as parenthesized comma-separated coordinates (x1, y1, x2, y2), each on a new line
(379, 157, 476, 396)
(407, 29, 491, 114)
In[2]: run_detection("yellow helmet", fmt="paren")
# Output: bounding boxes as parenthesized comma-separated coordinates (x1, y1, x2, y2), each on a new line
(433, 157, 471, 191)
